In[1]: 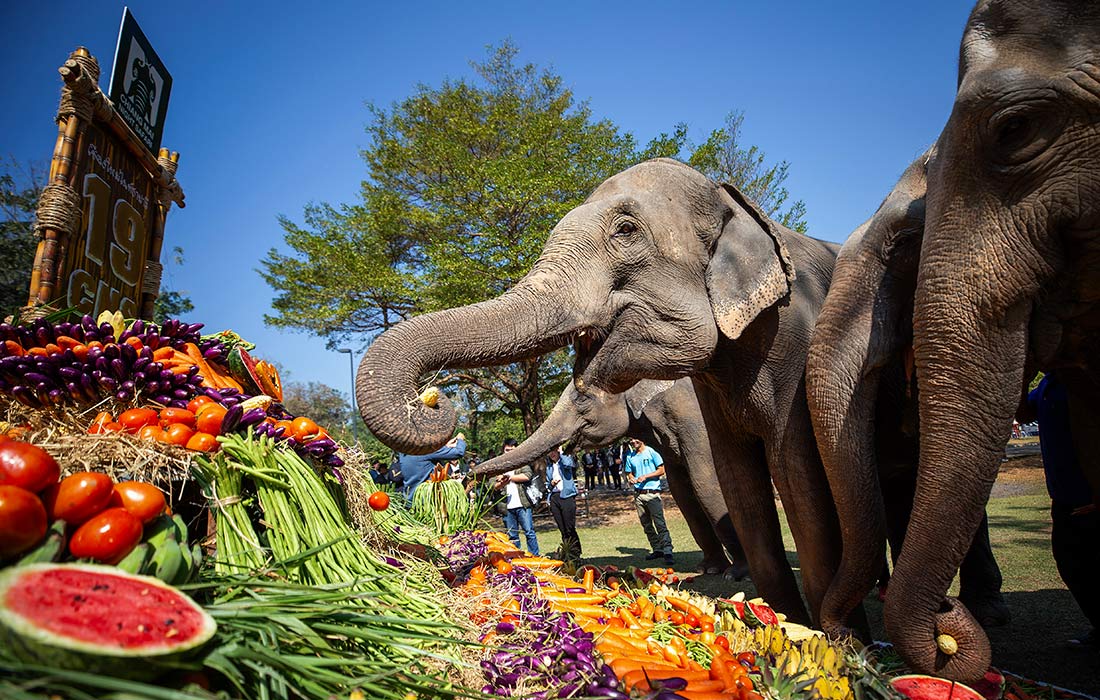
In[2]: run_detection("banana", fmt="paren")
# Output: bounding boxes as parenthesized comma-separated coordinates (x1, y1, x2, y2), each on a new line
(17, 520, 67, 565)
(115, 543, 153, 575)
(149, 536, 185, 585)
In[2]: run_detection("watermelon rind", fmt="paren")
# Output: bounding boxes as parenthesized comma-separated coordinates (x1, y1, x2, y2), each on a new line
(891, 674, 984, 700)
(226, 347, 264, 395)
(0, 563, 216, 678)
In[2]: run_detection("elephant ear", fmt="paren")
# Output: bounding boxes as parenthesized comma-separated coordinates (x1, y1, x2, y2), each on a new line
(706, 182, 796, 340)
(626, 379, 676, 420)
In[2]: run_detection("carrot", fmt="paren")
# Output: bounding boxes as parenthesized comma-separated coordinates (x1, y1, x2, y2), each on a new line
(2, 340, 24, 356)
(607, 657, 679, 678)
(541, 592, 606, 605)
(511, 557, 564, 570)
(674, 691, 739, 700)
(55, 335, 80, 350)
(583, 567, 596, 593)
(124, 336, 144, 352)
(622, 669, 712, 684)
(153, 346, 176, 361)
(638, 595, 655, 622)
(619, 607, 642, 629)
(658, 642, 682, 666)
(666, 596, 705, 620)
(562, 604, 613, 619)
(653, 605, 668, 622)
(670, 636, 689, 666)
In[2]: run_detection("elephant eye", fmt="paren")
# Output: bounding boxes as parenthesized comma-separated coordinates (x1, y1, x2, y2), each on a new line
(986, 103, 1063, 167)
(612, 221, 638, 238)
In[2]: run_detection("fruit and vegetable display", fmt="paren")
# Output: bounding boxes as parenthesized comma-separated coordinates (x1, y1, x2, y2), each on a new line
(0, 313, 1092, 700)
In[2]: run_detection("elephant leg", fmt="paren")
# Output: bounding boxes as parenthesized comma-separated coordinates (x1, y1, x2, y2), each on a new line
(769, 387, 862, 631)
(663, 452, 730, 574)
(713, 514, 750, 580)
(958, 513, 1010, 628)
(711, 434, 809, 624)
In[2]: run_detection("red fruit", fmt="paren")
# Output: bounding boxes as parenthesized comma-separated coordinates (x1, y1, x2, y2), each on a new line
(368, 491, 390, 511)
(0, 484, 48, 558)
(45, 472, 115, 524)
(108, 481, 167, 523)
(117, 408, 159, 434)
(68, 507, 143, 564)
(0, 440, 61, 493)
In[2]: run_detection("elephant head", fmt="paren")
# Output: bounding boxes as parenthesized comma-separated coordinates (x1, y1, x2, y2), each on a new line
(823, 0, 1100, 682)
(356, 158, 796, 455)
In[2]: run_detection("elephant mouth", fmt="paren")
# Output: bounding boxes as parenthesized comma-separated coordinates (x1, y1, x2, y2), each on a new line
(571, 326, 609, 382)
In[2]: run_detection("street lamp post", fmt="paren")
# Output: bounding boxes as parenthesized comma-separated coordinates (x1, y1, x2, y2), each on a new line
(336, 348, 358, 444)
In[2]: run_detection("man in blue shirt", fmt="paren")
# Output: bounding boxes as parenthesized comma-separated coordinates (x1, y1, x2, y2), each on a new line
(396, 432, 466, 505)
(546, 446, 581, 558)
(1024, 373, 1098, 646)
(623, 437, 674, 565)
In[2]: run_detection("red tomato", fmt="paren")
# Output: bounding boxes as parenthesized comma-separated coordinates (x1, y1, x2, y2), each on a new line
(0, 440, 61, 493)
(701, 620, 715, 633)
(45, 472, 115, 524)
(668, 611, 685, 625)
(368, 490, 390, 511)
(68, 507, 143, 564)
(101, 421, 124, 433)
(162, 423, 195, 446)
(159, 407, 196, 428)
(108, 481, 167, 523)
(0, 484, 47, 558)
(186, 395, 214, 413)
(137, 424, 167, 442)
(185, 432, 219, 452)
(194, 404, 227, 435)
(714, 634, 730, 651)
(289, 416, 321, 442)
(118, 408, 159, 434)
(87, 411, 114, 434)
(685, 613, 700, 628)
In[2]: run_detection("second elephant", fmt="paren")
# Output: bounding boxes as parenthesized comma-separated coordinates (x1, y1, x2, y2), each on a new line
(475, 377, 756, 580)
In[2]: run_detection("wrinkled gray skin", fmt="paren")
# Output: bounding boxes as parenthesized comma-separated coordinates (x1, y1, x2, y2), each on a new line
(474, 378, 755, 580)
(357, 158, 842, 627)
(808, 0, 1100, 682)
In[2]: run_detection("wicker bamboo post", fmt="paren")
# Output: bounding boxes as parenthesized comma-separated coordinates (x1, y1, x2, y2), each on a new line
(26, 47, 185, 320)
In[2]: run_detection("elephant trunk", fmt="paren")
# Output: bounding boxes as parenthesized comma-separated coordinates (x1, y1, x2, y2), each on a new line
(472, 386, 585, 478)
(885, 252, 1029, 682)
(357, 279, 583, 455)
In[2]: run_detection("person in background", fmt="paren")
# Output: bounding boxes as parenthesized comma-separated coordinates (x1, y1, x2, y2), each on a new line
(594, 450, 608, 489)
(546, 446, 581, 559)
(395, 432, 466, 504)
(622, 437, 674, 565)
(1022, 372, 1099, 647)
(368, 459, 383, 483)
(582, 451, 596, 490)
(607, 446, 623, 490)
(494, 438, 540, 555)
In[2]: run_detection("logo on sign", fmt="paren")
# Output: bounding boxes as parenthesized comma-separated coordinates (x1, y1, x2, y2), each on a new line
(108, 8, 172, 154)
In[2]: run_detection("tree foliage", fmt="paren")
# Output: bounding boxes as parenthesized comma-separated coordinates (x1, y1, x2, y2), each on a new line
(688, 111, 808, 232)
(262, 43, 810, 442)
(0, 158, 44, 317)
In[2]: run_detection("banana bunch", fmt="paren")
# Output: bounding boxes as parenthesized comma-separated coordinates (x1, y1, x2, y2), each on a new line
(116, 514, 202, 585)
(755, 623, 794, 657)
(17, 520, 68, 565)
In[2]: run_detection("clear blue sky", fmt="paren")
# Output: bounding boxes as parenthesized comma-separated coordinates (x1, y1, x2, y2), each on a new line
(0, 1, 972, 405)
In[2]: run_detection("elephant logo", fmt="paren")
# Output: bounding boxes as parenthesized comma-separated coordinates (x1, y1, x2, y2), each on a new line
(126, 57, 157, 123)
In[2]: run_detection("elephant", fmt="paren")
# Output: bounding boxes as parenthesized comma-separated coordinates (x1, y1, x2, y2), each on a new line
(806, 0, 1100, 682)
(357, 157, 843, 627)
(473, 377, 755, 580)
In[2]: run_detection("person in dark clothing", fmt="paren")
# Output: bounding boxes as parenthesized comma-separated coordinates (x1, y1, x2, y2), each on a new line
(607, 446, 623, 490)
(395, 432, 466, 505)
(1024, 373, 1099, 646)
(582, 452, 596, 490)
(546, 447, 581, 559)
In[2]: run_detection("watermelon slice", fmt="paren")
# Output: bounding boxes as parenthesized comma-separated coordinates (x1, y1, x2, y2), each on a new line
(717, 597, 781, 626)
(892, 674, 985, 700)
(0, 563, 216, 677)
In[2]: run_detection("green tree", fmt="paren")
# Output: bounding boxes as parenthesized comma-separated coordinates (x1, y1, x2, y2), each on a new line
(152, 246, 194, 322)
(0, 157, 44, 317)
(280, 379, 355, 442)
(688, 111, 808, 232)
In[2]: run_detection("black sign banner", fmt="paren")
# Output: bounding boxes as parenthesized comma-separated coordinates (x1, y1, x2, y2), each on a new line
(108, 8, 172, 155)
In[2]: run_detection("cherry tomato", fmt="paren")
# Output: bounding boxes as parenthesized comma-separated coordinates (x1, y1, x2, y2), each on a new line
(714, 634, 730, 651)
(87, 411, 114, 434)
(68, 507, 143, 564)
(194, 403, 227, 435)
(185, 432, 219, 452)
(118, 408, 159, 433)
(629, 602, 641, 616)
(101, 421, 124, 433)
(273, 419, 294, 437)
(701, 620, 715, 633)
(289, 416, 321, 442)
(186, 395, 214, 413)
(368, 490, 390, 511)
(44, 471, 114, 524)
(137, 424, 167, 442)
(685, 613, 700, 628)
(108, 481, 167, 523)
(668, 611, 685, 625)
(0, 440, 61, 493)
(162, 423, 196, 446)
(159, 407, 196, 428)
(0, 484, 47, 558)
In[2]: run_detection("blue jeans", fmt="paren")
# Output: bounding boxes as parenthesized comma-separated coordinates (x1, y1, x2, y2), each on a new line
(502, 507, 539, 556)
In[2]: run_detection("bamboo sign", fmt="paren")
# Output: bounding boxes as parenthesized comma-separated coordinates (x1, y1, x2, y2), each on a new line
(27, 47, 184, 321)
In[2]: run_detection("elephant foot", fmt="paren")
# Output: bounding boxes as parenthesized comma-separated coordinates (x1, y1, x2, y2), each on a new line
(723, 561, 750, 581)
(697, 557, 730, 575)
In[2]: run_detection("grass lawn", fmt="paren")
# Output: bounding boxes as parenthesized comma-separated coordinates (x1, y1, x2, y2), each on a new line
(522, 459, 1099, 695)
